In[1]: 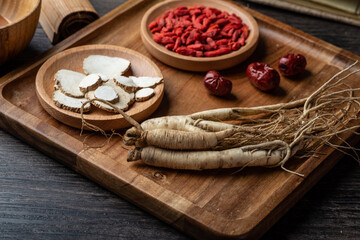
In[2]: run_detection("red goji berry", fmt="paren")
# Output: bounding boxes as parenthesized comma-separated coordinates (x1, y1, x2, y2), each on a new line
(241, 25, 249, 39)
(163, 10, 172, 18)
(202, 24, 220, 38)
(210, 7, 222, 15)
(173, 37, 181, 50)
(176, 46, 196, 56)
(151, 27, 161, 33)
(187, 43, 204, 51)
(186, 29, 201, 45)
(174, 6, 188, 16)
(237, 36, 245, 46)
(165, 43, 175, 50)
(181, 32, 190, 44)
(216, 39, 230, 46)
(203, 44, 213, 51)
(157, 17, 165, 28)
(169, 10, 175, 18)
(203, 7, 213, 17)
(228, 15, 242, 24)
(188, 6, 201, 16)
(160, 36, 175, 45)
(231, 42, 241, 51)
(204, 48, 231, 57)
(214, 18, 229, 26)
(218, 44, 231, 49)
(185, 25, 194, 32)
(165, 18, 173, 30)
(174, 27, 183, 36)
(149, 21, 157, 30)
(196, 51, 204, 57)
(160, 27, 169, 33)
(206, 37, 217, 49)
(232, 29, 241, 42)
(223, 23, 242, 33)
(152, 33, 163, 43)
(208, 13, 217, 20)
(193, 21, 204, 30)
(202, 18, 211, 29)
(216, 11, 229, 19)
(163, 32, 176, 37)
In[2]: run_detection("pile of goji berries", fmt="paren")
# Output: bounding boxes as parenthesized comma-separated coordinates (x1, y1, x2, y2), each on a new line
(148, 5, 249, 57)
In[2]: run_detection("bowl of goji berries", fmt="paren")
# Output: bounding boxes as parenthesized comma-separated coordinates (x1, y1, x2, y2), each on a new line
(140, 0, 259, 72)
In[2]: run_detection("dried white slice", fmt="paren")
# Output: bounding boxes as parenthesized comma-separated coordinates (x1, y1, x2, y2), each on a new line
(98, 73, 109, 82)
(54, 69, 86, 98)
(113, 75, 137, 93)
(94, 85, 119, 104)
(79, 73, 102, 93)
(83, 55, 131, 79)
(129, 76, 163, 88)
(86, 80, 134, 112)
(53, 89, 91, 113)
(135, 88, 155, 102)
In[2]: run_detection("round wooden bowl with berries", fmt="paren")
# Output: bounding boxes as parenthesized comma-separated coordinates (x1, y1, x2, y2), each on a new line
(140, 0, 259, 72)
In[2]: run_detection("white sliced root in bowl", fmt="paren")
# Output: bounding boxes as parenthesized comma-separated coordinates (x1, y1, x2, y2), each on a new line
(55, 69, 86, 98)
(94, 85, 119, 104)
(135, 88, 155, 102)
(83, 55, 131, 79)
(53, 89, 91, 113)
(98, 73, 110, 82)
(79, 73, 103, 93)
(113, 75, 137, 93)
(129, 76, 163, 88)
(86, 80, 134, 112)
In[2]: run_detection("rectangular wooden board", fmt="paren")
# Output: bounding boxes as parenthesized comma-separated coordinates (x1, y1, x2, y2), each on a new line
(0, 0, 359, 239)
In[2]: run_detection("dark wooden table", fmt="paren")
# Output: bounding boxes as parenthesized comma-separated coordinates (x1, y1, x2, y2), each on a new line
(0, 0, 359, 239)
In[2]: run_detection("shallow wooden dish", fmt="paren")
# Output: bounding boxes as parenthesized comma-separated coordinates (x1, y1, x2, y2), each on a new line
(140, 0, 259, 72)
(35, 44, 164, 130)
(0, 0, 41, 65)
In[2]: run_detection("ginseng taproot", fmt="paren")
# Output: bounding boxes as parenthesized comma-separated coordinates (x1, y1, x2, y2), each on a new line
(81, 61, 360, 176)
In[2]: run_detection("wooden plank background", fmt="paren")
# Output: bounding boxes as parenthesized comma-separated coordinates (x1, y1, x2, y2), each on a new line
(0, 0, 359, 239)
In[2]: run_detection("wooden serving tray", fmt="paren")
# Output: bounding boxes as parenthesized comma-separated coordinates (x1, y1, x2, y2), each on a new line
(0, 0, 359, 239)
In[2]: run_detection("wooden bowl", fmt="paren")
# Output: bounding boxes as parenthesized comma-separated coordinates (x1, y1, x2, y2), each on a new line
(0, 0, 41, 65)
(140, 0, 259, 72)
(35, 44, 164, 130)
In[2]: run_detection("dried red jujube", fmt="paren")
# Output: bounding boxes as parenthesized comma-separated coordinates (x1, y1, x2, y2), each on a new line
(246, 62, 280, 91)
(278, 53, 307, 76)
(204, 70, 232, 96)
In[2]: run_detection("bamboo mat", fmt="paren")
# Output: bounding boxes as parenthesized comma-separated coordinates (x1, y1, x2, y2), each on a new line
(39, 0, 98, 44)
(246, 0, 360, 27)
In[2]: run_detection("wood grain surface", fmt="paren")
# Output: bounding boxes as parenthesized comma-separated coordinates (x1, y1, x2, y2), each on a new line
(0, 0, 359, 239)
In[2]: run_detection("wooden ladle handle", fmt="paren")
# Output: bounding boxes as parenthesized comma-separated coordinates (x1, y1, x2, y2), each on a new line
(39, 0, 99, 44)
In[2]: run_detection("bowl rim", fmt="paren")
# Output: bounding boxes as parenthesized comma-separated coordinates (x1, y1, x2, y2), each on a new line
(140, 0, 259, 63)
(0, 0, 41, 30)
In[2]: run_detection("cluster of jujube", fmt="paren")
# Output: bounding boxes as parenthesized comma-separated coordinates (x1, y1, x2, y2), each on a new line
(203, 53, 307, 96)
(246, 54, 307, 92)
(148, 5, 249, 57)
